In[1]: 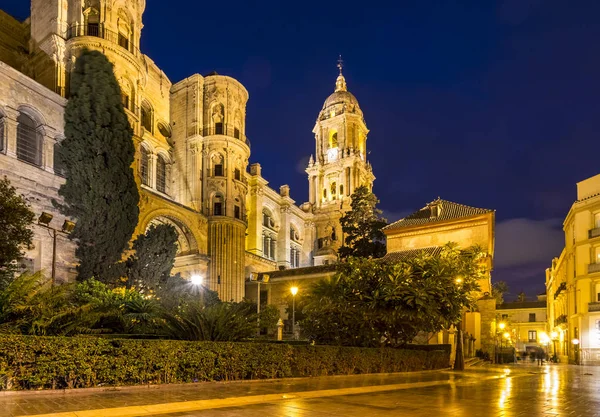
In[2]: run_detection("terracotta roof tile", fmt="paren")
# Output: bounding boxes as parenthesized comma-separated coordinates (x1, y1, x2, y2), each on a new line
(381, 246, 442, 263)
(383, 198, 493, 231)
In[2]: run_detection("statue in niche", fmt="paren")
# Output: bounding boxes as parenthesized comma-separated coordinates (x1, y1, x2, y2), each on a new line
(212, 104, 224, 123)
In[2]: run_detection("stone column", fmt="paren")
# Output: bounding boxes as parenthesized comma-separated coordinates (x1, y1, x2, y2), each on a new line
(448, 328, 457, 367)
(43, 134, 56, 174)
(308, 175, 315, 204)
(4, 115, 18, 158)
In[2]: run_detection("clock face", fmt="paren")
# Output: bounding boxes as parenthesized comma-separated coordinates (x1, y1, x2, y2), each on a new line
(327, 147, 338, 162)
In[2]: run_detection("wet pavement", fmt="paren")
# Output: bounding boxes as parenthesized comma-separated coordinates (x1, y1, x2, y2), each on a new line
(0, 363, 598, 416)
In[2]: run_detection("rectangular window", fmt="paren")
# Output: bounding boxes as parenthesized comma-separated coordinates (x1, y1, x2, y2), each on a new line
(118, 33, 129, 50)
(595, 213, 600, 229)
(215, 122, 223, 135)
(295, 250, 299, 268)
(290, 248, 294, 267)
(529, 313, 536, 322)
(214, 164, 223, 177)
(502, 314, 508, 320)
(234, 168, 241, 181)
(528, 330, 537, 342)
(234, 206, 240, 219)
(214, 202, 222, 216)
(234, 128, 240, 139)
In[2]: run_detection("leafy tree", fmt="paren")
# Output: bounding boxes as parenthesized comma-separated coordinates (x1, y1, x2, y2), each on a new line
(492, 281, 509, 304)
(55, 49, 139, 282)
(125, 224, 178, 293)
(0, 177, 35, 290)
(301, 243, 485, 347)
(338, 185, 387, 259)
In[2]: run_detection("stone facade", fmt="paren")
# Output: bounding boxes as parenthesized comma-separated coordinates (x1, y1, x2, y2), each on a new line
(496, 298, 548, 355)
(546, 173, 600, 365)
(0, 1, 376, 301)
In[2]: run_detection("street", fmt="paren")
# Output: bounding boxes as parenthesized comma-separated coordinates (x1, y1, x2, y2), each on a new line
(2, 364, 599, 417)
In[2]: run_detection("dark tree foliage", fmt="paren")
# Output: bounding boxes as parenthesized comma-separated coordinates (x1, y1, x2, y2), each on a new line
(301, 244, 485, 347)
(55, 49, 139, 282)
(338, 185, 387, 260)
(0, 177, 35, 290)
(492, 281, 509, 304)
(126, 224, 178, 293)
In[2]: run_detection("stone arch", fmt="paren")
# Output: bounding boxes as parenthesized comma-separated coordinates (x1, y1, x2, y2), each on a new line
(140, 99, 154, 133)
(17, 104, 46, 129)
(143, 214, 199, 256)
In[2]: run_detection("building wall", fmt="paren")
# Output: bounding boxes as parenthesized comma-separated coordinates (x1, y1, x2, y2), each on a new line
(547, 173, 600, 365)
(497, 305, 547, 353)
(0, 61, 76, 282)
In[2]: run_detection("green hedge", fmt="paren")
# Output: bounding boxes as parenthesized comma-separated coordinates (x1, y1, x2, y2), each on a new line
(0, 336, 449, 390)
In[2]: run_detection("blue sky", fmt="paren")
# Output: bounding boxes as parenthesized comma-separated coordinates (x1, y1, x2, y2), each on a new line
(4, 0, 600, 299)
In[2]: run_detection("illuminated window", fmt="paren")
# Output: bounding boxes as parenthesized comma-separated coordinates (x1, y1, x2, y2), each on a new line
(528, 330, 537, 342)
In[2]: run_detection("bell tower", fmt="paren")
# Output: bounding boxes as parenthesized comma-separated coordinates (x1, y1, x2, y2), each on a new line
(306, 58, 374, 265)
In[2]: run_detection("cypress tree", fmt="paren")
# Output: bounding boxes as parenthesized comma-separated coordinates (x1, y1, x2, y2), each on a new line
(338, 185, 387, 260)
(125, 224, 179, 293)
(56, 49, 139, 282)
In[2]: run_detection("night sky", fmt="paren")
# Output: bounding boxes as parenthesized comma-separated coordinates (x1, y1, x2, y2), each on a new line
(4, 0, 600, 300)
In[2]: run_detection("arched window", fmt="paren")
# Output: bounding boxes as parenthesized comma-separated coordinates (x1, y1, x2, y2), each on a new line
(340, 184, 344, 196)
(156, 154, 167, 193)
(140, 146, 151, 186)
(16, 112, 42, 166)
(262, 209, 275, 229)
(140, 101, 153, 133)
(213, 195, 223, 216)
(330, 182, 337, 200)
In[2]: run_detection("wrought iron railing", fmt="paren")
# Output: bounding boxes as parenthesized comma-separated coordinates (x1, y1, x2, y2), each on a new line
(554, 281, 567, 299)
(554, 314, 567, 327)
(590, 228, 600, 239)
(202, 125, 251, 148)
(589, 263, 600, 274)
(589, 302, 600, 312)
(65, 24, 142, 58)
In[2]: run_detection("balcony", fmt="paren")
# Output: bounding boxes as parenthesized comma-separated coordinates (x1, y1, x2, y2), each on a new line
(202, 125, 251, 148)
(589, 228, 600, 239)
(554, 314, 567, 327)
(66, 24, 141, 58)
(588, 263, 600, 274)
(589, 302, 600, 312)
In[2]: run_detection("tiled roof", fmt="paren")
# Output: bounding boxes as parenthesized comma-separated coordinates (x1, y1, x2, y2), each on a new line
(381, 246, 442, 263)
(258, 263, 338, 280)
(496, 301, 546, 310)
(384, 198, 493, 231)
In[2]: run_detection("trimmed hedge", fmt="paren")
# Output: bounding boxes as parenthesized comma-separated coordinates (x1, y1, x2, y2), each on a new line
(0, 336, 450, 390)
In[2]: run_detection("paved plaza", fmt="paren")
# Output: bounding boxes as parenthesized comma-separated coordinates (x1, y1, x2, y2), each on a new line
(0, 364, 598, 417)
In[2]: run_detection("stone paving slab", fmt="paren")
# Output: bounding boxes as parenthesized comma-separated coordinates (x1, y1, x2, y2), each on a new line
(0, 368, 514, 417)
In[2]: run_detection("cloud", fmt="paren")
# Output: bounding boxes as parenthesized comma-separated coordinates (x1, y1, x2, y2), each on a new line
(295, 155, 310, 174)
(494, 217, 564, 269)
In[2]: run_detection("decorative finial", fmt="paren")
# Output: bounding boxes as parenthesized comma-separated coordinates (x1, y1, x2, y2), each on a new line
(337, 55, 344, 75)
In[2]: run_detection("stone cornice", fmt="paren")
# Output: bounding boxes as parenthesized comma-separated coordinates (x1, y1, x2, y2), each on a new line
(387, 218, 490, 238)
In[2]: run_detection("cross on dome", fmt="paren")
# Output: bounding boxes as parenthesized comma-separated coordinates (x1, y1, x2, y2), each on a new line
(335, 55, 347, 92)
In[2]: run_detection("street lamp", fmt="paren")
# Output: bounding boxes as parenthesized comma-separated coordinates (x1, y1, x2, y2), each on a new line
(291, 286, 298, 340)
(191, 274, 203, 286)
(496, 322, 506, 364)
(551, 331, 559, 361)
(572, 338, 580, 365)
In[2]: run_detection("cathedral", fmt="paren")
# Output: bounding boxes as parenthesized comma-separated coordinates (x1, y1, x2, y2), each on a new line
(0, 0, 375, 301)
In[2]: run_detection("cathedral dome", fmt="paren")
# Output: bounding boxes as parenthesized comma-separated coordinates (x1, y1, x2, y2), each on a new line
(320, 73, 363, 118)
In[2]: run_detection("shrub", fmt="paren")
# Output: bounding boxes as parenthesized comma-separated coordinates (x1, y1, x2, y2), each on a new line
(0, 335, 450, 390)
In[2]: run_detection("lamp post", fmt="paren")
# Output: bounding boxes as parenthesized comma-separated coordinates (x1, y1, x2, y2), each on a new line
(454, 277, 465, 371)
(572, 338, 580, 365)
(37, 212, 75, 286)
(191, 274, 204, 304)
(498, 322, 506, 364)
(551, 331, 559, 361)
(290, 286, 298, 340)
